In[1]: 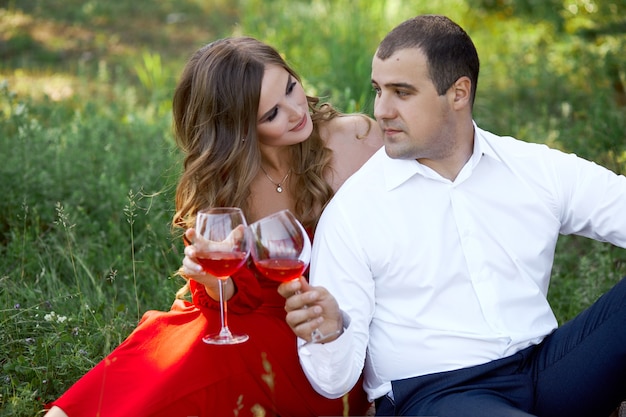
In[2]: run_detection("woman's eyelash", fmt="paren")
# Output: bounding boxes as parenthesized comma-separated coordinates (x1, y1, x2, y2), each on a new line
(267, 107, 278, 122)
(265, 79, 297, 122)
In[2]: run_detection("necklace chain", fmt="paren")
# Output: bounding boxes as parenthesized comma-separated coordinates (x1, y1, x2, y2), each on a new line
(260, 166, 291, 193)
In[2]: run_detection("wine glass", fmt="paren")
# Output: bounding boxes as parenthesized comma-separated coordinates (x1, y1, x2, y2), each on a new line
(250, 210, 338, 344)
(249, 209, 310, 284)
(195, 207, 250, 345)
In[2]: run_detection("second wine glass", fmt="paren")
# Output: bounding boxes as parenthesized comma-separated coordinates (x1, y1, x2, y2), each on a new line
(249, 209, 311, 283)
(250, 210, 338, 344)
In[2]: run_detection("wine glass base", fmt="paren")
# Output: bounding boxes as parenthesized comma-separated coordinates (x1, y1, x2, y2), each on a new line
(202, 333, 249, 345)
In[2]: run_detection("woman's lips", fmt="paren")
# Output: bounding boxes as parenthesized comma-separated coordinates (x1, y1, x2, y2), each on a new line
(291, 114, 308, 132)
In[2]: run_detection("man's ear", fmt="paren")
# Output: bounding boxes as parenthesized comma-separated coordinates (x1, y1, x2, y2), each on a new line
(450, 76, 472, 109)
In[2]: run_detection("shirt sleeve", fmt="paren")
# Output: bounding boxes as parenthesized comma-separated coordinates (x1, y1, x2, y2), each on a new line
(550, 147, 626, 247)
(297, 312, 358, 398)
(298, 198, 374, 398)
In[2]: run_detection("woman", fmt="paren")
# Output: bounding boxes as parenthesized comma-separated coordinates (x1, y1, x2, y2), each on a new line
(45, 37, 382, 417)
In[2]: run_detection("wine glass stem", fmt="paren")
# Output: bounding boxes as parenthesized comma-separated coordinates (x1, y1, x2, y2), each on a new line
(217, 279, 232, 338)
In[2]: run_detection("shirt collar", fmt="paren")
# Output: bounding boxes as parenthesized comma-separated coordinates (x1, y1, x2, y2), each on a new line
(382, 122, 501, 191)
(475, 124, 501, 162)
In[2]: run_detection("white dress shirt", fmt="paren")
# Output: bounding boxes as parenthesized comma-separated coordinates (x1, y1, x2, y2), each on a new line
(298, 125, 626, 402)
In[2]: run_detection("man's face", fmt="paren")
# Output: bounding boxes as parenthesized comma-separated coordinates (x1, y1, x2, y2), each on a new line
(371, 48, 454, 163)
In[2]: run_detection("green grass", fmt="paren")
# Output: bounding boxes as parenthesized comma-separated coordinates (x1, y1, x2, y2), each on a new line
(1, 0, 625, 415)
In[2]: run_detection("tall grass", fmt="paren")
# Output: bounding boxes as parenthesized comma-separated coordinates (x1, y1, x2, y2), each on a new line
(1, 0, 625, 415)
(0, 79, 183, 414)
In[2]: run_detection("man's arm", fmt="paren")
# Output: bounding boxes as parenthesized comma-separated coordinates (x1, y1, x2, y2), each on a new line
(279, 200, 373, 398)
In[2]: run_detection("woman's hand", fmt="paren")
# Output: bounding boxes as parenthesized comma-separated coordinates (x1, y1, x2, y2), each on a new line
(181, 227, 236, 301)
(277, 276, 344, 343)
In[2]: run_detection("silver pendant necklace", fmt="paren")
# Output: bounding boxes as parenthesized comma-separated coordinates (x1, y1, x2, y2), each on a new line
(260, 166, 291, 193)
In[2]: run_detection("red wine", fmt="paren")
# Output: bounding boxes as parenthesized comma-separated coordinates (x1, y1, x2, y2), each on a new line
(255, 259, 307, 282)
(197, 251, 247, 278)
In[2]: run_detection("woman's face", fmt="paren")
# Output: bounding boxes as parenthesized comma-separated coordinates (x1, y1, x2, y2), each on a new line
(256, 64, 312, 146)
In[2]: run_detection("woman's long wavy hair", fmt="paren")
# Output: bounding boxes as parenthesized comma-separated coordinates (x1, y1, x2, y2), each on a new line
(172, 37, 338, 235)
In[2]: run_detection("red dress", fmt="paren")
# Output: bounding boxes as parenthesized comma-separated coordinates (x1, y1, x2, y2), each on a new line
(50, 262, 370, 417)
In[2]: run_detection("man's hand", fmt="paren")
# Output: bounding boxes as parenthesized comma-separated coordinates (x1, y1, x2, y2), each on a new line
(278, 276, 343, 343)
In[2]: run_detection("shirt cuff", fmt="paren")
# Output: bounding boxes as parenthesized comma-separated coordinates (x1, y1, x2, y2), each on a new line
(297, 311, 356, 398)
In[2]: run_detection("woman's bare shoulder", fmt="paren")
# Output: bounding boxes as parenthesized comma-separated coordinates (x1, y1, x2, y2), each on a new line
(321, 114, 382, 153)
(320, 114, 383, 192)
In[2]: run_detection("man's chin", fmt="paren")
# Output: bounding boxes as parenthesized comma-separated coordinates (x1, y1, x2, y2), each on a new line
(383, 143, 414, 160)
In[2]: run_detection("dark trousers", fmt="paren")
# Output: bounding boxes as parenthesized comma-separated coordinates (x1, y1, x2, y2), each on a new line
(375, 277, 626, 417)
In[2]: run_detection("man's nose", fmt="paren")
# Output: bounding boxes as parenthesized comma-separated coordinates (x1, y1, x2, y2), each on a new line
(374, 93, 394, 120)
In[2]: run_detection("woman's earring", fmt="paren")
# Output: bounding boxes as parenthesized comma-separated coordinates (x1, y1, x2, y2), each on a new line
(242, 137, 246, 143)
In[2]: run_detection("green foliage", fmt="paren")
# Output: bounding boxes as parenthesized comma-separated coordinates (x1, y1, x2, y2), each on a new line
(0, 0, 625, 415)
(550, 235, 626, 324)
(236, 0, 385, 113)
(0, 80, 183, 414)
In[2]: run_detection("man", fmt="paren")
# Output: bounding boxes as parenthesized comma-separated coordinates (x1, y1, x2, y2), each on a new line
(279, 14, 626, 416)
